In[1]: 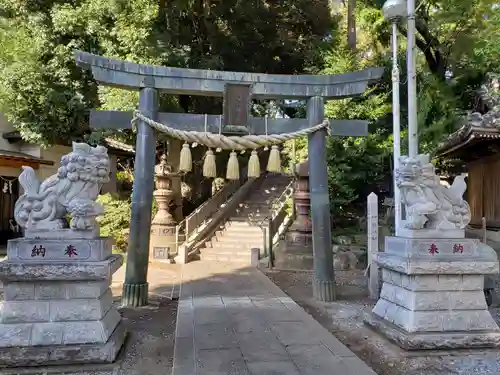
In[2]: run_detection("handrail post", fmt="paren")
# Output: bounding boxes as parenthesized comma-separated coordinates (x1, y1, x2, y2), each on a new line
(175, 225, 179, 249)
(262, 226, 268, 258)
(268, 219, 274, 268)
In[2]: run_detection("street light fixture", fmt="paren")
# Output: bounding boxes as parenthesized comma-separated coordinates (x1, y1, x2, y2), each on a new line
(382, 0, 407, 21)
(382, 0, 406, 235)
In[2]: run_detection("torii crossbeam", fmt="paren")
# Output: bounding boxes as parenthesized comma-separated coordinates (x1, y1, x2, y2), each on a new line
(75, 51, 384, 306)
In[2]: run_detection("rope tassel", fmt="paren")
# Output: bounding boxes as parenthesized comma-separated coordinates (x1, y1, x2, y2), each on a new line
(266, 145, 281, 173)
(179, 142, 192, 173)
(248, 150, 260, 178)
(203, 149, 217, 178)
(226, 151, 240, 180)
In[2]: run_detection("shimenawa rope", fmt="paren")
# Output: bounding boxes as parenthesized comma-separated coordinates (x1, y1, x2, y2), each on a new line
(131, 110, 330, 151)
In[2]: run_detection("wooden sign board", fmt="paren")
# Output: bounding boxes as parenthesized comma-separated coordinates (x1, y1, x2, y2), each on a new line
(223, 83, 252, 133)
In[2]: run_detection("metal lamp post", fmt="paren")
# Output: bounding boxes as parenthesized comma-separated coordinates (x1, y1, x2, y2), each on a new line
(406, 0, 418, 157)
(382, 0, 406, 235)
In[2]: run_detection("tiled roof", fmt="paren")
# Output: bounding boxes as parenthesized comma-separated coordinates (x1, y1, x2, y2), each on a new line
(436, 125, 500, 157)
(0, 150, 54, 165)
(2, 131, 134, 155)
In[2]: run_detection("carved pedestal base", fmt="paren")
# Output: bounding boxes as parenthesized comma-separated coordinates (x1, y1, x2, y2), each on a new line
(25, 228, 100, 240)
(0, 237, 125, 367)
(365, 236, 500, 350)
(274, 229, 313, 270)
(149, 225, 183, 264)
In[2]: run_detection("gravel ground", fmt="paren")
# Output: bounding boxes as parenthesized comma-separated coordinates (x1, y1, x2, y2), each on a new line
(0, 293, 178, 375)
(0, 264, 180, 375)
(111, 295, 178, 375)
(265, 268, 500, 375)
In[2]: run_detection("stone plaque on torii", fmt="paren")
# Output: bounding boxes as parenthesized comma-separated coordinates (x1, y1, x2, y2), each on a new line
(74, 51, 384, 307)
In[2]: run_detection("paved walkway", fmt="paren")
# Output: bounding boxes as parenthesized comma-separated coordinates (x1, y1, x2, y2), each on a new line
(173, 261, 378, 375)
(112, 263, 182, 299)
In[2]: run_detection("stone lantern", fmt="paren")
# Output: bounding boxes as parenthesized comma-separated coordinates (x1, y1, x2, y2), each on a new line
(149, 154, 183, 263)
(274, 160, 313, 270)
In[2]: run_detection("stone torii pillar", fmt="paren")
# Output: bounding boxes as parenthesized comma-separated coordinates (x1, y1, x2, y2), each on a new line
(74, 51, 383, 306)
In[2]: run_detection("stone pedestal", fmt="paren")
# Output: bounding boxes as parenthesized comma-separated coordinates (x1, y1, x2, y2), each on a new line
(275, 227, 314, 270)
(0, 237, 125, 367)
(274, 161, 314, 270)
(364, 235, 500, 350)
(150, 226, 184, 263)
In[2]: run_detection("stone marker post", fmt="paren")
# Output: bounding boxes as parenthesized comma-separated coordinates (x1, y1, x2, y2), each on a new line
(0, 143, 125, 367)
(367, 192, 380, 300)
(365, 154, 500, 350)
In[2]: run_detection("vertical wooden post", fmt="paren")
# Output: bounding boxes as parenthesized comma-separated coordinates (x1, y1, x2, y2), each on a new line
(367, 192, 380, 300)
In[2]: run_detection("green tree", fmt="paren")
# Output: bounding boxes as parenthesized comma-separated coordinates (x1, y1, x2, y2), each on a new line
(0, 0, 335, 144)
(282, 43, 394, 220)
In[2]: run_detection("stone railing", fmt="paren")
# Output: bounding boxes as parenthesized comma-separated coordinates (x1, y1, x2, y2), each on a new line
(261, 179, 295, 264)
(174, 175, 264, 263)
(175, 179, 241, 244)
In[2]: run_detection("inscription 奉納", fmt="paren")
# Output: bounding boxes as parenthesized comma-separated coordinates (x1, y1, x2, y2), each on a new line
(31, 245, 46, 258)
(64, 245, 78, 258)
(428, 243, 439, 255)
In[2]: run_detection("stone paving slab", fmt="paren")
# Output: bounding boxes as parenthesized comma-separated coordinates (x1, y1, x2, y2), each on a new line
(172, 261, 378, 375)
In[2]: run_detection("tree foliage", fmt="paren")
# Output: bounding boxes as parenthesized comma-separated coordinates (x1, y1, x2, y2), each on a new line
(2, 0, 500, 222)
(0, 0, 334, 144)
(284, 0, 500, 219)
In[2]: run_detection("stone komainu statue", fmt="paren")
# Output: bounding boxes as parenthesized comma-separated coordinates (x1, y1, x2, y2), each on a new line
(396, 154, 471, 230)
(14, 142, 110, 233)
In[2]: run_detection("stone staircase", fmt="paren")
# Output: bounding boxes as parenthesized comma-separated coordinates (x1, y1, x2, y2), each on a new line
(199, 174, 293, 264)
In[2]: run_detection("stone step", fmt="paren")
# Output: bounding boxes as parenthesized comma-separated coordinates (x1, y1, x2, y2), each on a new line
(219, 224, 264, 232)
(239, 204, 272, 210)
(204, 242, 257, 251)
(237, 203, 273, 210)
(247, 195, 285, 200)
(216, 229, 263, 238)
(250, 186, 288, 193)
(200, 247, 252, 256)
(206, 238, 263, 248)
(250, 186, 289, 191)
(214, 232, 263, 241)
(199, 253, 251, 264)
(235, 203, 273, 210)
(237, 201, 274, 207)
(252, 192, 286, 197)
(231, 212, 271, 220)
(224, 220, 263, 228)
(215, 229, 263, 237)
(226, 217, 265, 225)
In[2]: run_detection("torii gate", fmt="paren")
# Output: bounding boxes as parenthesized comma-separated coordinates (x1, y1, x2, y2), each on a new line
(74, 51, 383, 307)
